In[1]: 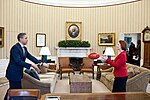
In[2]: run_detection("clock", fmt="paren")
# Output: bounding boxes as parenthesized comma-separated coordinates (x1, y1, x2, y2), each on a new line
(142, 26, 150, 42)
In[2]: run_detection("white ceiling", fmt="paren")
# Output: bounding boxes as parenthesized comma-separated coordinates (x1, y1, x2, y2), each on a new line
(23, 0, 140, 7)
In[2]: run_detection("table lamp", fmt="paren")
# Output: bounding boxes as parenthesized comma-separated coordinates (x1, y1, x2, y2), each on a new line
(40, 47, 51, 63)
(103, 47, 115, 60)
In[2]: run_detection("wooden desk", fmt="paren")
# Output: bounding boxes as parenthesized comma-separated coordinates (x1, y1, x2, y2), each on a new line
(40, 92, 150, 100)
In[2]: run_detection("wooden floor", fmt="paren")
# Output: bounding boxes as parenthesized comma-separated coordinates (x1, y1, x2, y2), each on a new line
(41, 92, 150, 100)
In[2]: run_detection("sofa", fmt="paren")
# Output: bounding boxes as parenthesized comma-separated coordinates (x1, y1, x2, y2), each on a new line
(22, 71, 58, 95)
(0, 77, 9, 99)
(100, 63, 150, 92)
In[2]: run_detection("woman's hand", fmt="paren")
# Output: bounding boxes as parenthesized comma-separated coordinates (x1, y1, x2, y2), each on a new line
(99, 55, 108, 62)
(101, 55, 108, 61)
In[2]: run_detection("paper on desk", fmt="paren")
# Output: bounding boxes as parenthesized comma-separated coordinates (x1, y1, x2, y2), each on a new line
(45, 96, 60, 100)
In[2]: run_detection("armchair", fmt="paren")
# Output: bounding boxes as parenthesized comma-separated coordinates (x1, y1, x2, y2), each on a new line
(58, 57, 75, 79)
(79, 57, 94, 79)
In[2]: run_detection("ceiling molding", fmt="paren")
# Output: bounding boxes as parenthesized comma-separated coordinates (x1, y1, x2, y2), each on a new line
(21, 0, 141, 8)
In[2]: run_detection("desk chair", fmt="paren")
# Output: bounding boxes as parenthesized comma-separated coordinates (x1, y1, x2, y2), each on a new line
(7, 89, 40, 100)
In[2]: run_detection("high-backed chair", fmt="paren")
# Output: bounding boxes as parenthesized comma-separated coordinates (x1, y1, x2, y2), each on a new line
(79, 57, 94, 79)
(58, 57, 75, 79)
(7, 89, 40, 100)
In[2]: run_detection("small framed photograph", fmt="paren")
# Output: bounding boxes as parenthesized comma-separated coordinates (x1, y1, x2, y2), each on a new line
(36, 33, 46, 47)
(0, 27, 4, 48)
(98, 33, 115, 46)
(66, 22, 82, 40)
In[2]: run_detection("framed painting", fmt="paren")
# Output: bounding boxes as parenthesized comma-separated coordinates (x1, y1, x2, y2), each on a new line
(98, 33, 115, 46)
(0, 27, 4, 48)
(66, 22, 82, 40)
(36, 33, 46, 47)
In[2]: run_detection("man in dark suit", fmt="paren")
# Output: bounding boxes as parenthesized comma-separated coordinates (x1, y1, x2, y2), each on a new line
(4, 33, 48, 100)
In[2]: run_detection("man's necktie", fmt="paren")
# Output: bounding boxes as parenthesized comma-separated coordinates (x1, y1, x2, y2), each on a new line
(22, 46, 25, 56)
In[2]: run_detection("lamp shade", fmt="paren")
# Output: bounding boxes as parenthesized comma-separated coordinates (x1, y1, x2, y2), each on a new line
(39, 47, 51, 55)
(104, 47, 115, 56)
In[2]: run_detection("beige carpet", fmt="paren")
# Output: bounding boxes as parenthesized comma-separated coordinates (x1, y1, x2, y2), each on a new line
(54, 73, 111, 93)
(54, 73, 150, 93)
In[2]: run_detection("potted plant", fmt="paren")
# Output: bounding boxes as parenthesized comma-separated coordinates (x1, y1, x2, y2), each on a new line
(58, 40, 90, 47)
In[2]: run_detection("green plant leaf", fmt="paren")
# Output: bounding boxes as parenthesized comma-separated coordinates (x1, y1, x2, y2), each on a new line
(58, 40, 90, 47)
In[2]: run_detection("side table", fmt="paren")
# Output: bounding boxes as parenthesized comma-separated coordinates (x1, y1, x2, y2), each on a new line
(47, 63, 57, 72)
(96, 63, 111, 80)
(96, 63, 102, 80)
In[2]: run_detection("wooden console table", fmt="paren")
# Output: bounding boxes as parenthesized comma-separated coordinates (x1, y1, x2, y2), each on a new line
(40, 92, 150, 100)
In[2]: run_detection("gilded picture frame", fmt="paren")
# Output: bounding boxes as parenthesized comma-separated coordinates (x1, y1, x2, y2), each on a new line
(36, 33, 46, 47)
(98, 33, 115, 46)
(66, 22, 82, 40)
(0, 27, 4, 48)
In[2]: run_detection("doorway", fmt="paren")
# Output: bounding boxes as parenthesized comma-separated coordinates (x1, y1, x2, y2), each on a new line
(120, 33, 141, 66)
(124, 37, 132, 48)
